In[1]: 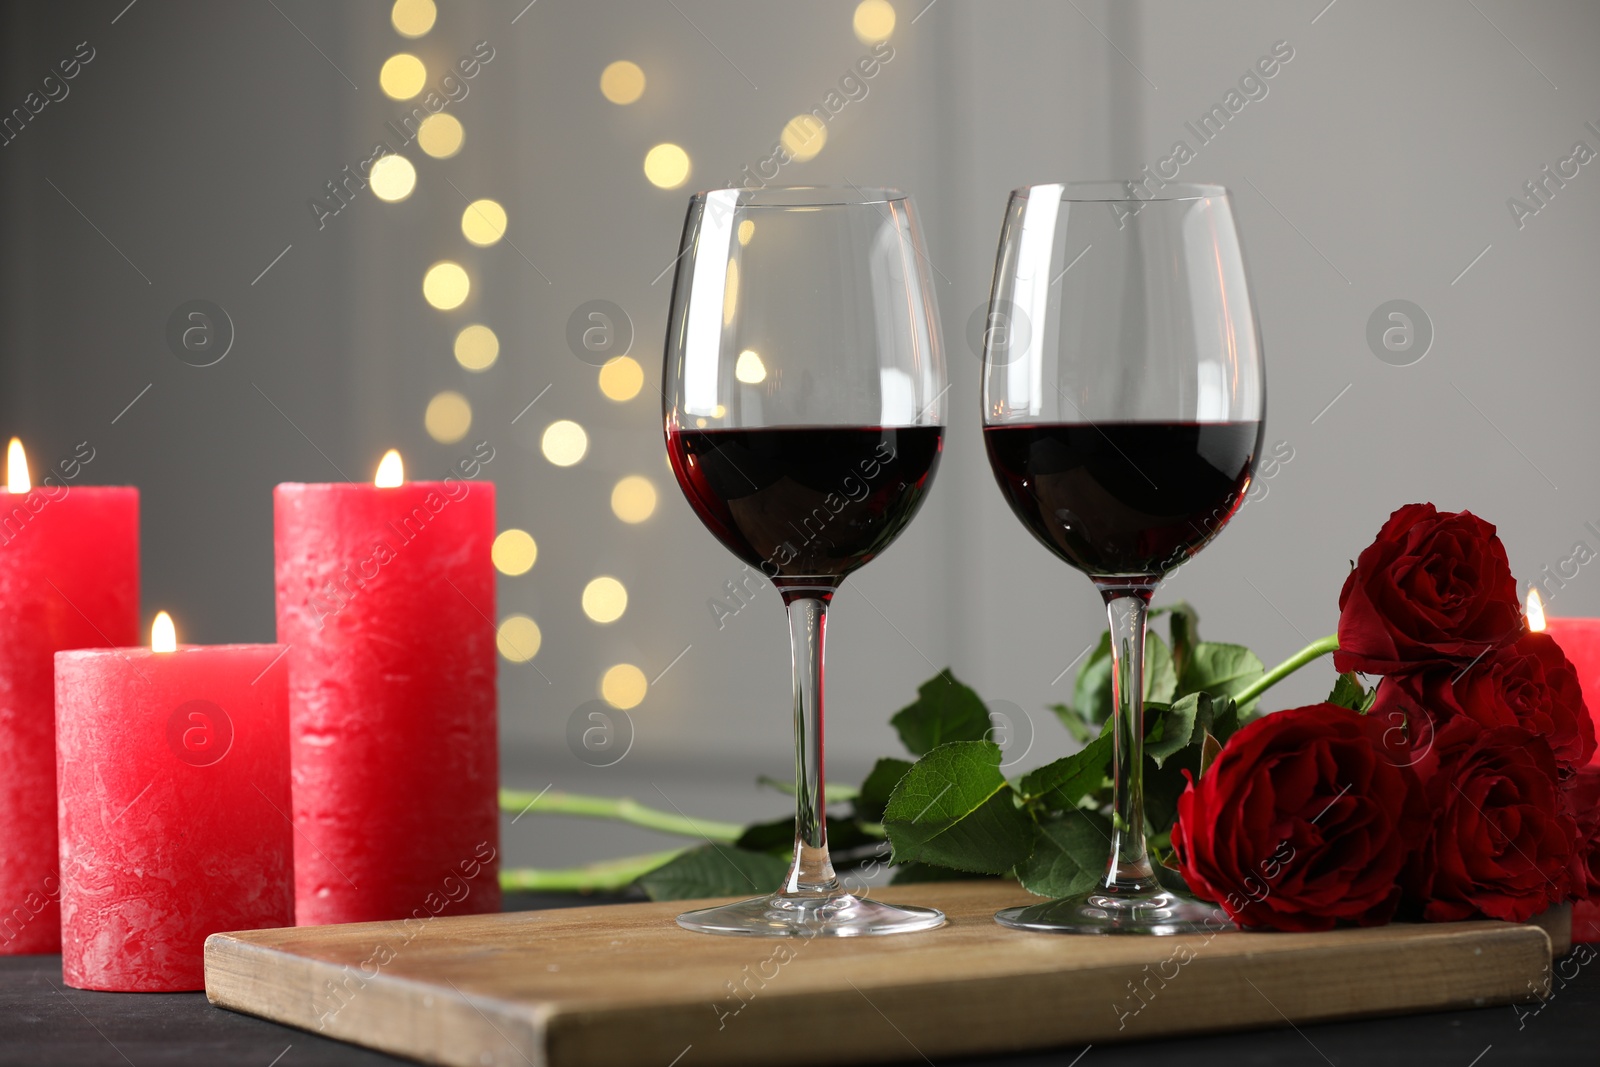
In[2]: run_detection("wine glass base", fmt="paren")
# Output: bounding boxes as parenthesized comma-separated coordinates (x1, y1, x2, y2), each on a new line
(995, 886, 1233, 936)
(677, 891, 946, 938)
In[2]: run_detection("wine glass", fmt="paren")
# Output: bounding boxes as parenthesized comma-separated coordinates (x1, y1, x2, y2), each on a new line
(981, 182, 1264, 934)
(663, 186, 948, 937)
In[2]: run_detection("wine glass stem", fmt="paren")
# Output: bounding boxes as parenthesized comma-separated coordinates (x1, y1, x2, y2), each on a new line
(1102, 588, 1157, 892)
(783, 593, 839, 895)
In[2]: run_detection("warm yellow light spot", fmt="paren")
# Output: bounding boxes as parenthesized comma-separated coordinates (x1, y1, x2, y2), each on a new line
(461, 199, 507, 246)
(1527, 587, 1548, 633)
(598, 356, 644, 401)
(151, 611, 177, 653)
(611, 475, 657, 524)
(735, 349, 767, 384)
(780, 115, 827, 163)
(711, 404, 727, 418)
(853, 0, 896, 43)
(425, 391, 472, 443)
(453, 324, 499, 371)
(374, 449, 404, 487)
(737, 219, 755, 246)
(644, 143, 690, 189)
(722, 258, 739, 326)
(541, 420, 588, 466)
(496, 614, 543, 662)
(582, 576, 629, 623)
(492, 529, 538, 575)
(601, 663, 647, 709)
(417, 113, 464, 158)
(390, 0, 436, 38)
(6, 438, 29, 493)
(423, 260, 470, 310)
(380, 53, 427, 100)
(695, 417, 707, 428)
(369, 154, 417, 202)
(600, 60, 646, 105)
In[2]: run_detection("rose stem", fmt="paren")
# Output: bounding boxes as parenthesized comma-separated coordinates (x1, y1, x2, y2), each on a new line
(498, 788, 743, 843)
(499, 849, 687, 893)
(1233, 634, 1340, 707)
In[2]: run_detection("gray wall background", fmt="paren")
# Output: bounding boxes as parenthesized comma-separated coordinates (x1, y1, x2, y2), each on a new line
(2, 0, 1597, 872)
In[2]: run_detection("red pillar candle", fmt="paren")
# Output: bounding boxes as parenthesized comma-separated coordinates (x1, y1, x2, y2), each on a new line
(274, 451, 500, 926)
(1541, 618, 1600, 767)
(0, 439, 137, 956)
(55, 614, 293, 990)
(1528, 590, 1600, 942)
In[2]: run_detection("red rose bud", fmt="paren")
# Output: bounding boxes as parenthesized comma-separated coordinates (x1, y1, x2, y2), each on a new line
(1334, 503, 1522, 675)
(1563, 766, 1600, 901)
(1407, 719, 1576, 922)
(1371, 633, 1597, 777)
(1171, 703, 1427, 932)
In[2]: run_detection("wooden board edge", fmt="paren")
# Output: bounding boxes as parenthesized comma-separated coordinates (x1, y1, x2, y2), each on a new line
(205, 933, 553, 1067)
(539, 924, 1554, 1067)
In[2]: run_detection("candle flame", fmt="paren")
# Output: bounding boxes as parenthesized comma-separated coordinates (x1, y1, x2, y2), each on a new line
(151, 611, 177, 653)
(1526, 587, 1547, 633)
(6, 438, 29, 493)
(374, 449, 404, 487)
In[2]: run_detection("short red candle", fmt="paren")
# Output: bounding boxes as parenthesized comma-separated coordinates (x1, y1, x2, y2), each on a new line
(0, 477, 137, 956)
(1541, 616, 1600, 942)
(1542, 618, 1600, 767)
(55, 642, 293, 990)
(275, 476, 500, 926)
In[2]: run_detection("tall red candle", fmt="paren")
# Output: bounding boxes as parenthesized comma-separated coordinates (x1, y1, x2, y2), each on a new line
(274, 453, 500, 926)
(0, 440, 137, 955)
(56, 622, 293, 991)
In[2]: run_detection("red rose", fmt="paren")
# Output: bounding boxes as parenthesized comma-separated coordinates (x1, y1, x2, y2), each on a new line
(1565, 766, 1600, 901)
(1172, 703, 1427, 932)
(1407, 719, 1576, 922)
(1370, 632, 1597, 776)
(1335, 504, 1522, 675)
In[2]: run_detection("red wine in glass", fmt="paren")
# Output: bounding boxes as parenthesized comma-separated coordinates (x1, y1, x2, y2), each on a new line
(982, 181, 1265, 935)
(663, 186, 949, 937)
(983, 421, 1261, 578)
(666, 426, 943, 592)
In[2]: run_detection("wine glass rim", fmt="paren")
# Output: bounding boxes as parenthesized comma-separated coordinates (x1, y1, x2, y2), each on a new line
(1014, 180, 1230, 203)
(689, 185, 908, 208)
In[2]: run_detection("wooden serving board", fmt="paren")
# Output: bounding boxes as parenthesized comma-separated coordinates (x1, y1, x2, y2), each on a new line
(206, 882, 1551, 1067)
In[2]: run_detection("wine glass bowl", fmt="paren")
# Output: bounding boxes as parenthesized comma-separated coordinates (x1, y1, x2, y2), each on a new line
(982, 181, 1265, 934)
(663, 186, 947, 936)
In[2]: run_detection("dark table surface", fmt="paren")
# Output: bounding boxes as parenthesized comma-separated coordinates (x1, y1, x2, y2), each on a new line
(4, 894, 1595, 1067)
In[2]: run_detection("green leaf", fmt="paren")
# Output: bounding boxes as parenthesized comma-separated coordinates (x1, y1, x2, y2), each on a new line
(1153, 602, 1201, 679)
(1145, 632, 1179, 705)
(890, 669, 993, 757)
(1327, 672, 1376, 712)
(636, 845, 790, 901)
(1143, 750, 1197, 836)
(1209, 694, 1245, 742)
(854, 757, 914, 822)
(883, 741, 1033, 875)
(1017, 811, 1110, 897)
(1017, 731, 1113, 812)
(1050, 703, 1096, 745)
(889, 862, 991, 885)
(1143, 692, 1207, 769)
(1199, 730, 1223, 779)
(1070, 630, 1177, 725)
(1179, 641, 1265, 705)
(1072, 632, 1114, 726)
